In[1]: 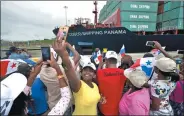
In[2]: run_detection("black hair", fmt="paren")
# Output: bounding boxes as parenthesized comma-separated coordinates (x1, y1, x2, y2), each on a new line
(108, 58, 117, 64)
(9, 46, 17, 53)
(159, 70, 180, 82)
(9, 92, 31, 116)
(17, 63, 32, 78)
(143, 53, 154, 58)
(119, 60, 134, 70)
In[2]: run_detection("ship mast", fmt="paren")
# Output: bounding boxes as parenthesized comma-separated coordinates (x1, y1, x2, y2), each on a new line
(92, 1, 98, 25)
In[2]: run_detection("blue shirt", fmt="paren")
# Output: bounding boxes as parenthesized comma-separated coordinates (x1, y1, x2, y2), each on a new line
(8, 53, 29, 60)
(8, 53, 23, 59)
(28, 76, 48, 115)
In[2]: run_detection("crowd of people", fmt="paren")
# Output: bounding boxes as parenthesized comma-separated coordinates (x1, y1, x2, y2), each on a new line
(1, 30, 184, 116)
(2, 47, 32, 60)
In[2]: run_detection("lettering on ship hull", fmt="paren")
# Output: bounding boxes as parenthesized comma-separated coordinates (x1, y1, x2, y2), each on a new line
(68, 29, 126, 36)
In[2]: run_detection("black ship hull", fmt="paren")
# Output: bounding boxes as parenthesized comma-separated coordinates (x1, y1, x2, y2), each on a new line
(55, 26, 184, 54)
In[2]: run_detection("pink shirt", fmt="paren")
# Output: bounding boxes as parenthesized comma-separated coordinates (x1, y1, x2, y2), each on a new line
(170, 81, 184, 103)
(119, 88, 150, 115)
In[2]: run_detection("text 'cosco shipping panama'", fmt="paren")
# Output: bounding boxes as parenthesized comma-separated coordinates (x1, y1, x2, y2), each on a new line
(68, 29, 127, 36)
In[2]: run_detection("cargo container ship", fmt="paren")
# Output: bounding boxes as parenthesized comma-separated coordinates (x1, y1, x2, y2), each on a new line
(53, 1, 184, 55)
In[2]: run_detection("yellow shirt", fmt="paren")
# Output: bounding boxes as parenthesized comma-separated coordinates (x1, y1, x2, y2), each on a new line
(73, 80, 100, 115)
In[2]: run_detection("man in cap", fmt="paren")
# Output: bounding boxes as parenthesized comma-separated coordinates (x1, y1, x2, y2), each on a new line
(97, 51, 127, 115)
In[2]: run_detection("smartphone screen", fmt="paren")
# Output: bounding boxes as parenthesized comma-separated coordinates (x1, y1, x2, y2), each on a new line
(41, 47, 51, 61)
(146, 41, 155, 47)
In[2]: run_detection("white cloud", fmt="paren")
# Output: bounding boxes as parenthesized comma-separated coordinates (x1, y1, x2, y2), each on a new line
(1, 1, 106, 41)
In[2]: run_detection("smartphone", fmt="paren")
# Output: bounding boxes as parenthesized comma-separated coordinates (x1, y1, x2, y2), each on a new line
(177, 50, 184, 54)
(41, 47, 51, 61)
(146, 41, 155, 47)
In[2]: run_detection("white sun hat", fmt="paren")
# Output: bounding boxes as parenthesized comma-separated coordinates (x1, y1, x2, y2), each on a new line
(1, 73, 27, 115)
(124, 68, 148, 88)
(155, 57, 177, 72)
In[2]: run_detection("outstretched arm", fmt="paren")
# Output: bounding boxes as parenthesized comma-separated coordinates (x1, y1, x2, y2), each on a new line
(52, 40, 81, 93)
(153, 41, 175, 61)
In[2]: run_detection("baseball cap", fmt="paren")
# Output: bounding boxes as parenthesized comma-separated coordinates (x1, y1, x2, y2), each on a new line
(155, 57, 176, 72)
(82, 62, 96, 71)
(1, 73, 27, 115)
(105, 51, 118, 60)
(79, 55, 91, 67)
(124, 68, 148, 88)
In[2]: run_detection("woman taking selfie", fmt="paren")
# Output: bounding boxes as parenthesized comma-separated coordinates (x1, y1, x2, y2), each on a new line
(52, 39, 101, 115)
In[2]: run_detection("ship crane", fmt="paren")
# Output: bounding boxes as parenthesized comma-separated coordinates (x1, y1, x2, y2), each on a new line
(92, 1, 98, 25)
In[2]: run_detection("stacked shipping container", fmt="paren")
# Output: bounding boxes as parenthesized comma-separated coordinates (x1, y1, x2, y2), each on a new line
(99, 1, 158, 32)
(157, 1, 184, 31)
(99, 1, 184, 32)
(120, 1, 158, 32)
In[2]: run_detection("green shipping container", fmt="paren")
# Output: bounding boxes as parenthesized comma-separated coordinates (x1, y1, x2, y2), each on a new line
(163, 7, 183, 21)
(120, 2, 158, 12)
(121, 22, 156, 31)
(106, 0, 113, 8)
(109, 1, 120, 11)
(164, 2, 171, 12)
(120, 12, 157, 22)
(162, 19, 183, 30)
(170, 1, 183, 10)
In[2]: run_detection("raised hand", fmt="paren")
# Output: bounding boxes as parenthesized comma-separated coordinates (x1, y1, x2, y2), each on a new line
(52, 39, 67, 56)
(47, 52, 59, 70)
(57, 30, 65, 42)
(153, 41, 162, 49)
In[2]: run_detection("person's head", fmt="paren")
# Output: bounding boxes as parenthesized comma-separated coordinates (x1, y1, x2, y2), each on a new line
(21, 48, 26, 52)
(95, 48, 100, 52)
(105, 51, 118, 68)
(9, 46, 17, 53)
(81, 62, 96, 82)
(154, 57, 179, 82)
(124, 68, 149, 90)
(17, 49, 22, 54)
(143, 53, 154, 58)
(120, 55, 134, 69)
(17, 63, 33, 78)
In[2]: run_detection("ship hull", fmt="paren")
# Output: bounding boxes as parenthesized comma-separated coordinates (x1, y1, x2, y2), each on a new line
(65, 26, 184, 54)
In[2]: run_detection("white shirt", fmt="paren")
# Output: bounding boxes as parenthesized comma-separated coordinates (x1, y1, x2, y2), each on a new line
(48, 86, 71, 115)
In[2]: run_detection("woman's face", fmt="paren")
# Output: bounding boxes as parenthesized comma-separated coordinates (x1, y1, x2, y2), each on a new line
(81, 67, 96, 82)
